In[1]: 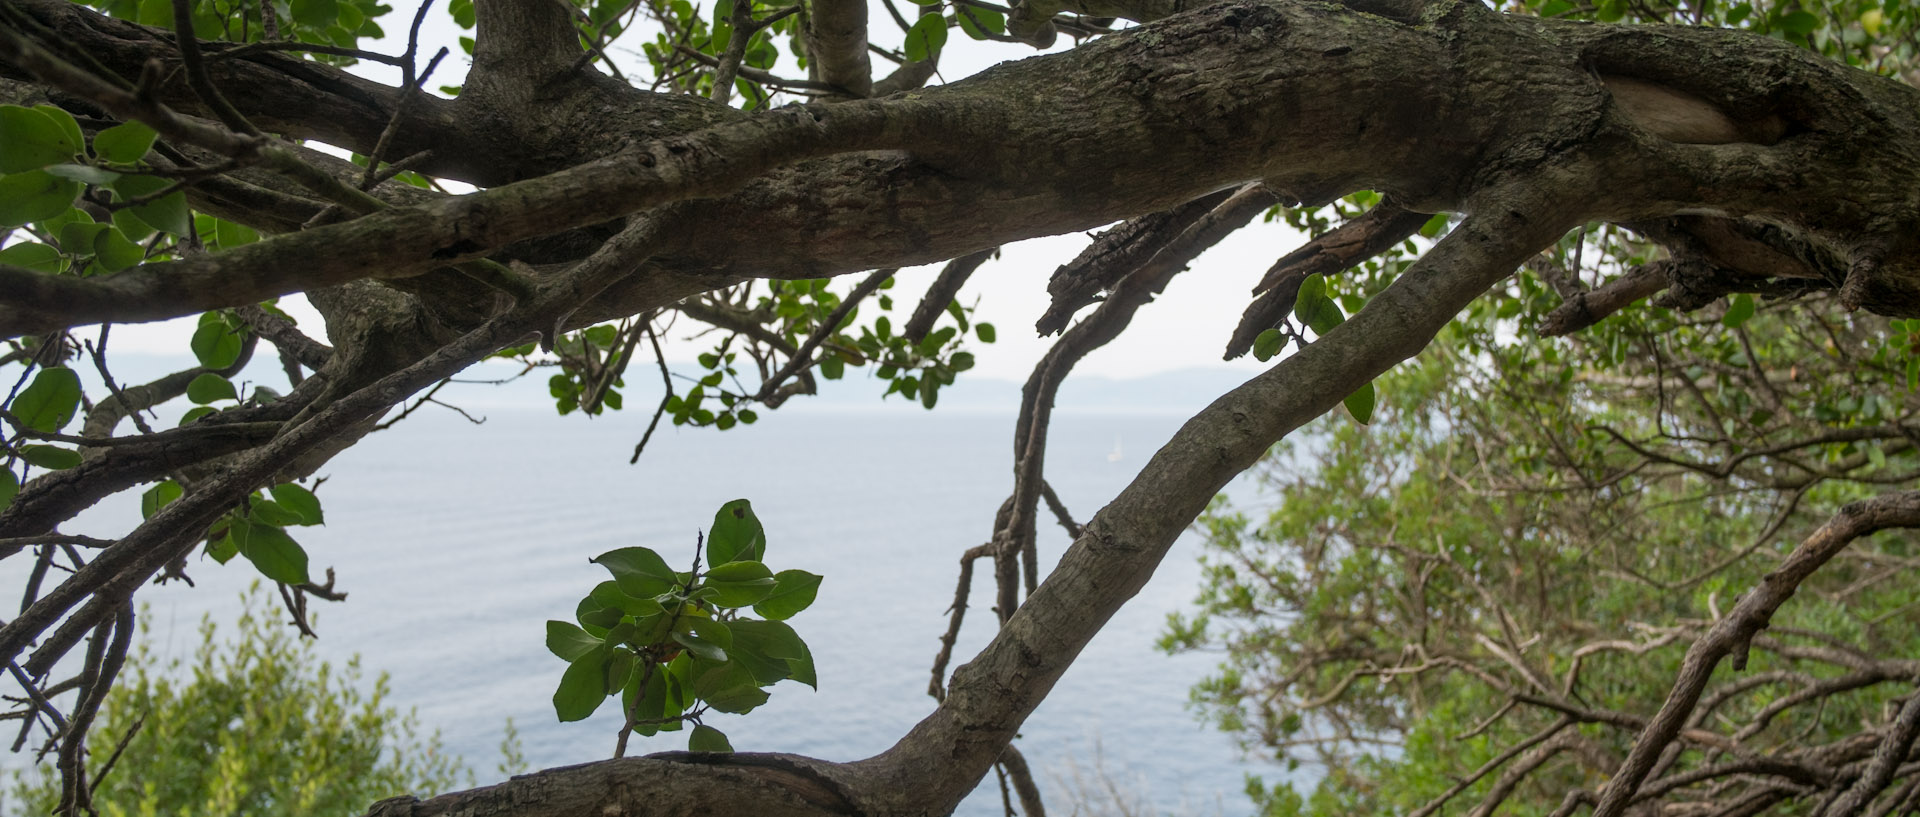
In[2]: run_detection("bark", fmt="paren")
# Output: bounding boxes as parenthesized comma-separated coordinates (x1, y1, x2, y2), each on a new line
(7, 0, 1920, 813)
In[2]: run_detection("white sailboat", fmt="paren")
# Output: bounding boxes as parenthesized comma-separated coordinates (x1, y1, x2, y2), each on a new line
(1107, 435, 1123, 462)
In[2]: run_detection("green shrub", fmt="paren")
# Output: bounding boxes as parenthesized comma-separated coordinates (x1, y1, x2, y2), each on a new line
(8, 586, 469, 817)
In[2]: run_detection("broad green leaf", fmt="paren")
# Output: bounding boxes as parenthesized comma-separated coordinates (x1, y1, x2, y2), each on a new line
(20, 445, 80, 470)
(33, 107, 84, 162)
(670, 630, 729, 662)
(1778, 9, 1820, 34)
(689, 659, 769, 714)
(238, 524, 310, 584)
(292, 0, 340, 26)
(0, 171, 83, 228)
(752, 570, 822, 620)
(112, 175, 190, 236)
(0, 469, 17, 512)
(601, 648, 635, 695)
(975, 322, 996, 342)
(707, 499, 765, 565)
(1344, 380, 1377, 425)
(269, 483, 324, 525)
(58, 221, 109, 256)
(12, 367, 82, 432)
(93, 121, 158, 163)
(1722, 293, 1755, 328)
(590, 580, 666, 617)
(111, 207, 154, 242)
(190, 318, 244, 369)
(686, 615, 733, 648)
(554, 646, 610, 721)
(723, 619, 808, 686)
(626, 669, 670, 736)
(903, 13, 947, 62)
(213, 218, 259, 250)
(593, 546, 679, 599)
(0, 242, 62, 274)
(1252, 328, 1284, 362)
(688, 724, 733, 753)
(140, 480, 183, 519)
(955, 7, 1005, 38)
(43, 164, 120, 186)
(247, 498, 306, 528)
(575, 597, 622, 637)
(701, 560, 776, 608)
(185, 373, 237, 405)
(179, 406, 216, 425)
(0, 106, 79, 172)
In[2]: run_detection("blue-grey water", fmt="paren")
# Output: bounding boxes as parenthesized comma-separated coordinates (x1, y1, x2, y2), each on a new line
(10, 365, 1295, 816)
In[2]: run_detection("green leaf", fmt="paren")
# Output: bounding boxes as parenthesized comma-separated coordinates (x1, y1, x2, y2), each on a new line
(726, 618, 813, 686)
(590, 580, 666, 617)
(20, 445, 80, 470)
(93, 121, 158, 164)
(903, 13, 947, 62)
(190, 318, 244, 369)
(670, 629, 729, 662)
(0, 106, 80, 172)
(1722, 293, 1755, 328)
(625, 669, 670, 736)
(1777, 9, 1820, 34)
(58, 220, 109, 257)
(575, 597, 622, 637)
(112, 175, 191, 236)
(13, 367, 82, 432)
(975, 322, 996, 343)
(43, 164, 120, 186)
(701, 560, 777, 608)
(820, 354, 845, 380)
(686, 615, 733, 648)
(292, 0, 340, 26)
(0, 242, 63, 274)
(179, 406, 217, 425)
(554, 646, 610, 721)
(593, 546, 680, 599)
(186, 373, 238, 405)
(955, 7, 1005, 38)
(237, 523, 310, 584)
(269, 483, 324, 525)
(213, 218, 259, 250)
(707, 499, 765, 565)
(0, 469, 16, 512)
(0, 171, 84, 228)
(247, 498, 306, 528)
(1252, 329, 1284, 362)
(752, 569, 822, 620)
(140, 480, 183, 519)
(689, 659, 769, 714)
(688, 724, 733, 753)
(1344, 380, 1377, 425)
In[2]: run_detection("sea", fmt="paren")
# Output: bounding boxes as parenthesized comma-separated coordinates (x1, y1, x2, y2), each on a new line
(7, 361, 1308, 816)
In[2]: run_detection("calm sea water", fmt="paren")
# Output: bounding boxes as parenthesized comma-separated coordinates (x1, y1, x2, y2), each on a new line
(17, 391, 1297, 815)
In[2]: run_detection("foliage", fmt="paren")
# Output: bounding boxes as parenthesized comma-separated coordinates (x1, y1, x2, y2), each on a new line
(549, 499, 821, 753)
(7, 587, 468, 817)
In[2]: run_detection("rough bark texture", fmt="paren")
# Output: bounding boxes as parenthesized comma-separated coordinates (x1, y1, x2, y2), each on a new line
(8, 0, 1920, 813)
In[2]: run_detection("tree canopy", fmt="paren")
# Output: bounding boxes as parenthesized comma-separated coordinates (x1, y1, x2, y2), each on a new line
(4, 0, 1920, 811)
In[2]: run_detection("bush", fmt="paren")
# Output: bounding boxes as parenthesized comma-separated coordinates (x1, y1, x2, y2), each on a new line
(8, 586, 469, 817)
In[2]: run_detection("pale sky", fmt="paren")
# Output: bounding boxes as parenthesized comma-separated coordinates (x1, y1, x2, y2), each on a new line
(103, 2, 1297, 382)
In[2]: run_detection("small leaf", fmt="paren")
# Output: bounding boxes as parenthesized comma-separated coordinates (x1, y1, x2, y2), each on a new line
(688, 724, 733, 753)
(185, 373, 238, 405)
(12, 367, 82, 432)
(590, 580, 666, 617)
(247, 498, 306, 528)
(0, 242, 63, 274)
(190, 318, 244, 369)
(237, 523, 310, 583)
(0, 171, 84, 228)
(955, 6, 1005, 38)
(1722, 293, 1755, 328)
(671, 630, 730, 662)
(1778, 9, 1820, 34)
(707, 499, 766, 565)
(1344, 380, 1377, 425)
(975, 322, 996, 343)
(593, 546, 680, 599)
(269, 483, 324, 525)
(752, 569, 822, 620)
(1251, 329, 1284, 362)
(903, 13, 947, 62)
(20, 445, 80, 470)
(701, 560, 777, 608)
(0, 469, 18, 512)
(112, 175, 190, 236)
(140, 480, 183, 519)
(690, 659, 770, 714)
(554, 646, 610, 721)
(291, 0, 340, 26)
(93, 121, 158, 164)
(0, 106, 79, 173)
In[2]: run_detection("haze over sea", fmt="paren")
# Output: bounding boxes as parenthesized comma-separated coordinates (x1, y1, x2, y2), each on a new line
(24, 358, 1302, 816)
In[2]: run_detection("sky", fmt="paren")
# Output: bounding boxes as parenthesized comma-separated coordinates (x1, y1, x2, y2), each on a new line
(101, 0, 1305, 383)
